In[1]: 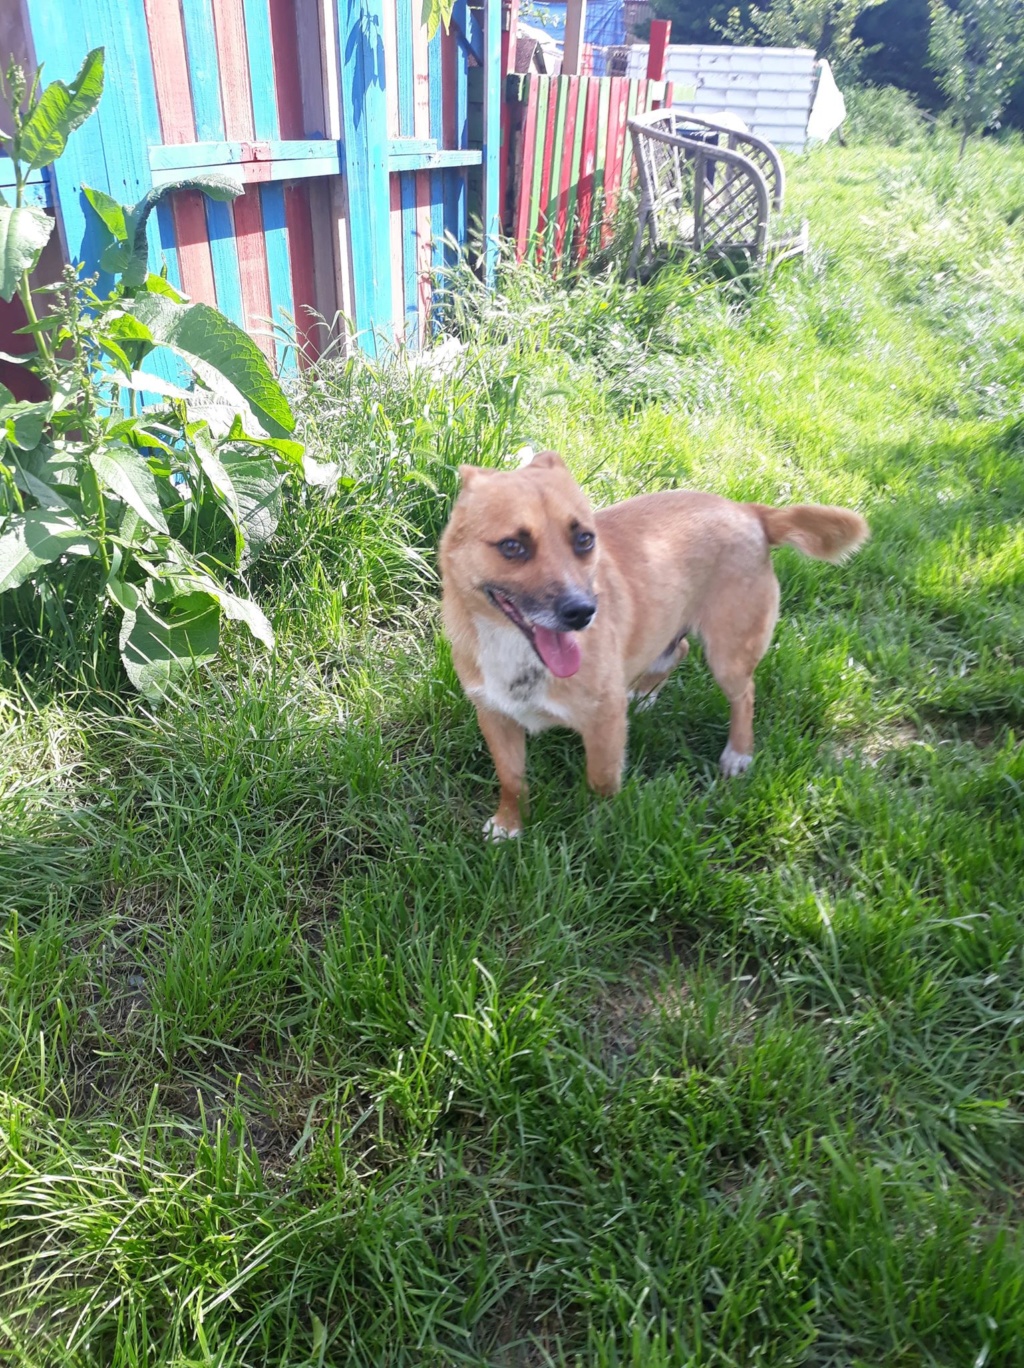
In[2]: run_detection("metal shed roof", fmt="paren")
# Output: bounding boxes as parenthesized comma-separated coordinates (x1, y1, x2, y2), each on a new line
(625, 44, 818, 149)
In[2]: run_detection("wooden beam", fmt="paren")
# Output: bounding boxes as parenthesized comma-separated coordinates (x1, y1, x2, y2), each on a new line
(150, 139, 481, 180)
(646, 19, 670, 81)
(562, 0, 587, 77)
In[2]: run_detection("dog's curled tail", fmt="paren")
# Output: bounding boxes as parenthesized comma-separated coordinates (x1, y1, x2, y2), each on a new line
(750, 503, 870, 563)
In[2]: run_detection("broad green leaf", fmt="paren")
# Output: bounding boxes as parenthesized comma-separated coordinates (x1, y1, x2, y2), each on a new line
(170, 569, 273, 648)
(83, 185, 127, 241)
(90, 443, 169, 533)
(1, 399, 49, 450)
(99, 336, 133, 376)
(144, 273, 187, 302)
(118, 592, 220, 698)
(131, 295, 295, 437)
(207, 583, 273, 647)
(100, 238, 135, 277)
(219, 453, 286, 559)
(0, 205, 53, 302)
(106, 314, 155, 344)
(224, 415, 304, 466)
(105, 575, 139, 612)
(113, 369, 193, 402)
(10, 460, 72, 512)
(421, 0, 455, 41)
(189, 424, 240, 522)
(112, 177, 242, 289)
(19, 48, 105, 171)
(0, 510, 94, 592)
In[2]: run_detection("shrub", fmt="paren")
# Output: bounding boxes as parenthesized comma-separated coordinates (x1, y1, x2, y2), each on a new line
(0, 52, 305, 697)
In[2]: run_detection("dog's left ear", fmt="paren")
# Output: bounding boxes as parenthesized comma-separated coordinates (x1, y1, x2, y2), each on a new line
(458, 464, 494, 489)
(528, 450, 566, 470)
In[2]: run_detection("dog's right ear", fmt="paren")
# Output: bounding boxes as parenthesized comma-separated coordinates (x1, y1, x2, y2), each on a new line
(458, 464, 493, 489)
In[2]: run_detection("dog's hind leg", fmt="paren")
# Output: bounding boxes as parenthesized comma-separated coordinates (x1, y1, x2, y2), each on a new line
(475, 705, 528, 840)
(701, 575, 779, 777)
(581, 699, 629, 797)
(630, 634, 690, 712)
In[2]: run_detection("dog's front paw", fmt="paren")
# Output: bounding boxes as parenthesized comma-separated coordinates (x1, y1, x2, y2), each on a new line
(719, 745, 753, 778)
(483, 815, 521, 842)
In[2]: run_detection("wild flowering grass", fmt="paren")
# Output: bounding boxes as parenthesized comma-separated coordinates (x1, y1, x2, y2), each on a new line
(1, 127, 1023, 1366)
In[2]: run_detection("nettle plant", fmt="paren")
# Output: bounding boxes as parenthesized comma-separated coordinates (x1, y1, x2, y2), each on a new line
(0, 49, 307, 696)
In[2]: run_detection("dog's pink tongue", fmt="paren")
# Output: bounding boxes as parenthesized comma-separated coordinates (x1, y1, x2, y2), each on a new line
(534, 627, 581, 678)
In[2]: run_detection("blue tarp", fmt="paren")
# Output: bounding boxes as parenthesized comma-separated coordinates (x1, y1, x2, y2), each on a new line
(527, 0, 626, 49)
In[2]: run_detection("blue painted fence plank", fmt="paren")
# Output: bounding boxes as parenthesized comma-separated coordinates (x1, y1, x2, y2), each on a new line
(395, 0, 416, 340)
(260, 182, 297, 374)
(427, 25, 445, 330)
(482, 0, 501, 285)
(242, 0, 281, 141)
(337, 0, 393, 353)
(180, 0, 228, 140)
(177, 0, 248, 331)
(205, 200, 246, 330)
(400, 173, 418, 344)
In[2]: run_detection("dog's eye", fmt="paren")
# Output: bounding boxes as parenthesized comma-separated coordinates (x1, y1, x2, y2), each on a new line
(574, 529, 596, 554)
(497, 538, 526, 560)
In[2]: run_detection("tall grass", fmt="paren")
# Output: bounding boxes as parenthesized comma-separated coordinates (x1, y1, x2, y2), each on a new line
(1, 125, 1023, 1365)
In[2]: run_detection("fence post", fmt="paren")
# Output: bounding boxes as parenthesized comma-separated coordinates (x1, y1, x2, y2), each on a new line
(646, 19, 670, 81)
(336, 0, 393, 354)
(563, 0, 587, 77)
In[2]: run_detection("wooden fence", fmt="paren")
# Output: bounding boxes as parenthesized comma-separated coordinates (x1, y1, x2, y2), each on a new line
(505, 74, 673, 270)
(3, 1, 673, 383)
(14, 0, 502, 365)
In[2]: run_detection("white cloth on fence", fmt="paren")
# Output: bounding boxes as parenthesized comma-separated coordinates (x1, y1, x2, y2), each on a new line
(806, 60, 846, 144)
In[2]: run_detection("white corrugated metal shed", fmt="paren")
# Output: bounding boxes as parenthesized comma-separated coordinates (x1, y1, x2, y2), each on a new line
(625, 44, 819, 150)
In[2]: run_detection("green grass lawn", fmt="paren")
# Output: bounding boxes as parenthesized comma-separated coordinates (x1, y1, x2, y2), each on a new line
(2, 128, 1023, 1366)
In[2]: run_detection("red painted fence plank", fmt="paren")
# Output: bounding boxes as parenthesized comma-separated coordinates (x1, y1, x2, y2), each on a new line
(513, 76, 539, 260)
(144, 0, 217, 305)
(601, 77, 629, 247)
(233, 188, 276, 359)
(574, 75, 600, 261)
(212, 0, 256, 140)
(144, 0, 194, 143)
(171, 192, 219, 305)
(268, 0, 306, 138)
(211, 0, 275, 357)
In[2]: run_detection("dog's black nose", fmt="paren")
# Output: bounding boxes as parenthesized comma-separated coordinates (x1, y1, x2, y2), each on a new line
(556, 593, 597, 631)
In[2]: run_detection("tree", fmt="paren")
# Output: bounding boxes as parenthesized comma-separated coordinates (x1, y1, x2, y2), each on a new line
(855, 0, 942, 106)
(725, 0, 886, 80)
(928, 0, 1024, 156)
(642, 0, 753, 45)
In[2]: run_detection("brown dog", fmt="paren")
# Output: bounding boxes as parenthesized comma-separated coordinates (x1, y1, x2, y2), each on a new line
(440, 452, 869, 839)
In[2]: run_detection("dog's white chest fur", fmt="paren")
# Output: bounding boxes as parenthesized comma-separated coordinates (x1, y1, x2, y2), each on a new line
(468, 616, 569, 733)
